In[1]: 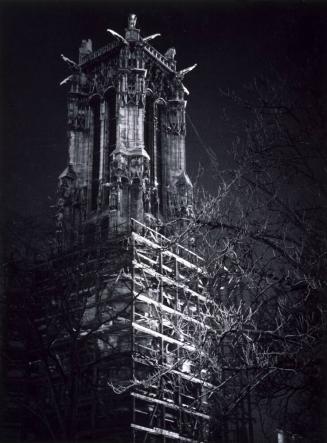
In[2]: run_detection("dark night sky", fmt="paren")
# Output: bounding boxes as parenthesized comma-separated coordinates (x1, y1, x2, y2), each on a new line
(1, 0, 326, 224)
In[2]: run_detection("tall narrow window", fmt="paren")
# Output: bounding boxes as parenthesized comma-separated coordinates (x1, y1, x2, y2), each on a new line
(106, 88, 116, 156)
(156, 103, 164, 212)
(144, 94, 155, 180)
(91, 98, 101, 211)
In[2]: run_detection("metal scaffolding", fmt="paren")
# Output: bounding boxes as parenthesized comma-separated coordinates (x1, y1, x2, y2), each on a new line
(129, 218, 210, 442)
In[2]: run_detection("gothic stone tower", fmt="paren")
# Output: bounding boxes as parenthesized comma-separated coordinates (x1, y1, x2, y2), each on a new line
(57, 14, 195, 246)
(46, 14, 211, 443)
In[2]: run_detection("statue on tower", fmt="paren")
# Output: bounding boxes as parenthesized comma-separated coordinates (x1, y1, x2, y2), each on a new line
(164, 47, 176, 60)
(128, 14, 137, 29)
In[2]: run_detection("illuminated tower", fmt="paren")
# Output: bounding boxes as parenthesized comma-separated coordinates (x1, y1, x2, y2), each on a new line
(57, 14, 195, 246)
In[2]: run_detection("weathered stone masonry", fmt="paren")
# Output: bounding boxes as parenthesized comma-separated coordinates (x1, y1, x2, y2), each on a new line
(57, 14, 195, 247)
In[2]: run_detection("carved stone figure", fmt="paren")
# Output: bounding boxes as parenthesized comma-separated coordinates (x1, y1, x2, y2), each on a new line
(143, 187, 151, 213)
(128, 14, 137, 29)
(164, 48, 176, 60)
(109, 189, 118, 210)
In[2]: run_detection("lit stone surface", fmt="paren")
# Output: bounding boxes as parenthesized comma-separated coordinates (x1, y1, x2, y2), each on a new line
(57, 14, 195, 246)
